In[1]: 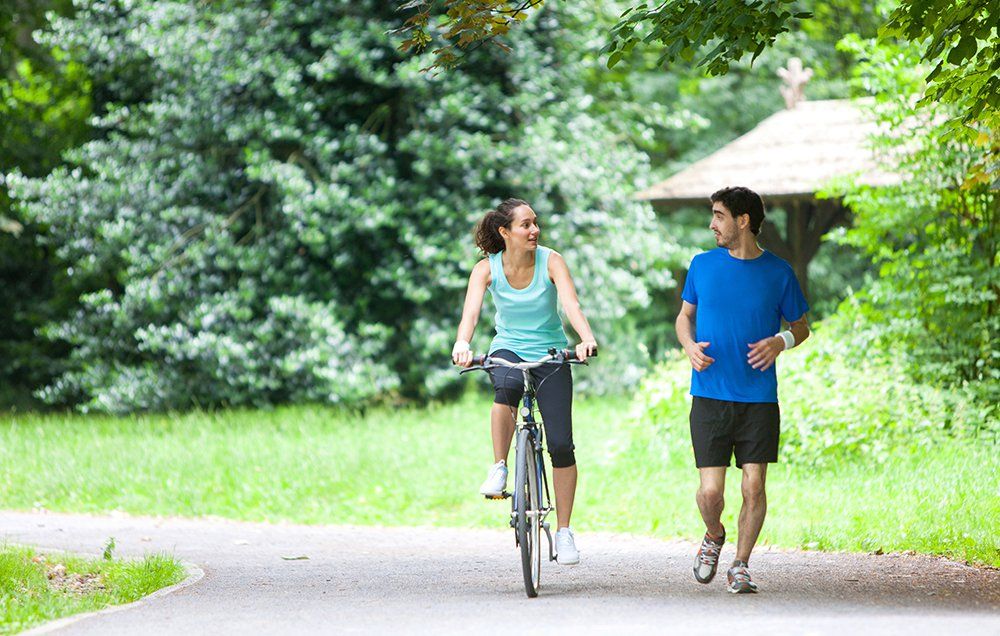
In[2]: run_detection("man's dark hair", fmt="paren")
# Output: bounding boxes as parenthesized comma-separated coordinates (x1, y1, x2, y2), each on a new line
(710, 186, 765, 235)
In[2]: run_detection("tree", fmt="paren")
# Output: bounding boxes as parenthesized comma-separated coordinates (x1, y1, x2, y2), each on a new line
(398, 0, 998, 370)
(397, 0, 999, 135)
(8, 0, 671, 412)
(825, 36, 998, 397)
(1, 1, 74, 76)
(1, 1, 90, 408)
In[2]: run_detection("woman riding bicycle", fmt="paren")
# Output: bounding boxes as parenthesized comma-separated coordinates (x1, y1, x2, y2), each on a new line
(452, 198, 597, 565)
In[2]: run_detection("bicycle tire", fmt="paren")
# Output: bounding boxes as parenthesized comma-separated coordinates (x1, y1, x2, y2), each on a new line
(514, 427, 539, 597)
(527, 436, 542, 590)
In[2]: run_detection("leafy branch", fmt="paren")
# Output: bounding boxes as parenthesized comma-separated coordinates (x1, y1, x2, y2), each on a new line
(395, 0, 999, 143)
(394, 0, 544, 70)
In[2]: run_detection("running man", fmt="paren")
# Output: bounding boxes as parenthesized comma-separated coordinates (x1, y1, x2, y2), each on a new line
(675, 186, 810, 593)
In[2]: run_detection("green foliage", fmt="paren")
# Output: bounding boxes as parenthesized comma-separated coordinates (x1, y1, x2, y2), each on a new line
(638, 305, 997, 468)
(825, 36, 998, 392)
(0, 55, 90, 179)
(8, 1, 670, 411)
(780, 302, 998, 461)
(603, 0, 812, 74)
(408, 0, 999, 139)
(101, 537, 115, 560)
(399, 0, 879, 170)
(567, 1, 881, 328)
(0, 41, 91, 408)
(881, 0, 1000, 131)
(448, 0, 883, 143)
(561, 2, 880, 333)
(0, 1, 74, 75)
(396, 0, 542, 68)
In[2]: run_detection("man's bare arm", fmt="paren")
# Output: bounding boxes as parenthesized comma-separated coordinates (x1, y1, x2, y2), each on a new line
(676, 301, 714, 372)
(787, 315, 810, 347)
(747, 314, 810, 371)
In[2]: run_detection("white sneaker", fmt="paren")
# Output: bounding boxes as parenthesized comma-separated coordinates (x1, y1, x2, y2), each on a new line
(478, 460, 508, 496)
(555, 527, 580, 565)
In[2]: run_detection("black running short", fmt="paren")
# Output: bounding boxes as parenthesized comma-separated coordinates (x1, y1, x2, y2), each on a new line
(488, 349, 575, 468)
(689, 396, 780, 468)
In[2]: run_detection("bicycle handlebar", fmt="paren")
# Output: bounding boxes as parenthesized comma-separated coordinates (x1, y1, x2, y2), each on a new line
(461, 346, 597, 373)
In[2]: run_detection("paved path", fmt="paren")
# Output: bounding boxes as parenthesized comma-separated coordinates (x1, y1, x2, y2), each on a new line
(3, 511, 998, 635)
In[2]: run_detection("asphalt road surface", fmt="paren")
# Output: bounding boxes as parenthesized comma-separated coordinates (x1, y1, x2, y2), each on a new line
(3, 511, 998, 635)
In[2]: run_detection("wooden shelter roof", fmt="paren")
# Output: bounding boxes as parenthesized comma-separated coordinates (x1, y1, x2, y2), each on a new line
(635, 98, 897, 205)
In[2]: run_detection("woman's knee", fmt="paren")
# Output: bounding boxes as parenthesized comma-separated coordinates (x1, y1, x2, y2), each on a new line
(493, 386, 523, 406)
(548, 445, 576, 468)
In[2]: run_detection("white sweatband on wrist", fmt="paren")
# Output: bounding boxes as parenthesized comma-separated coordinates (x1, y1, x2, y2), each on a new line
(452, 340, 470, 355)
(775, 330, 795, 350)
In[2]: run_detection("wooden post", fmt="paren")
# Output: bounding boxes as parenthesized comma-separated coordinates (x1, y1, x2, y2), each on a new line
(787, 200, 810, 301)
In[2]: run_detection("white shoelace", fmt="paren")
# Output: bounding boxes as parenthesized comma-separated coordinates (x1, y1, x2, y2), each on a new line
(698, 538, 722, 565)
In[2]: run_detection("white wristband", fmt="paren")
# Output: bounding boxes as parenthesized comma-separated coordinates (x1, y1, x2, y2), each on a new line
(775, 330, 795, 350)
(452, 340, 470, 355)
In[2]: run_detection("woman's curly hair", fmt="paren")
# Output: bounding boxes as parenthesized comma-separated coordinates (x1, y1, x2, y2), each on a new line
(474, 198, 530, 255)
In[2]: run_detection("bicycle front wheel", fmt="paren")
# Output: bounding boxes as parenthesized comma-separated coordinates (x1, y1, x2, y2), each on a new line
(514, 427, 540, 598)
(527, 436, 542, 589)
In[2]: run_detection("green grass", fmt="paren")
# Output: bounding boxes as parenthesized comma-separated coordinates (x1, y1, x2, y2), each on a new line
(582, 399, 1000, 568)
(0, 545, 186, 635)
(1, 390, 997, 567)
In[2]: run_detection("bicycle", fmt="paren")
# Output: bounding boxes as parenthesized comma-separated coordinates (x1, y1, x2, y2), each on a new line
(459, 347, 595, 598)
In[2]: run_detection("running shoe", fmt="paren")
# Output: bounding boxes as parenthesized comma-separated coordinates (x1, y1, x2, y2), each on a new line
(555, 527, 580, 565)
(478, 460, 508, 497)
(726, 561, 759, 594)
(692, 530, 725, 583)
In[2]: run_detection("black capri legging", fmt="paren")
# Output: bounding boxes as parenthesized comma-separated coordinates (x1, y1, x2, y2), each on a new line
(488, 349, 575, 468)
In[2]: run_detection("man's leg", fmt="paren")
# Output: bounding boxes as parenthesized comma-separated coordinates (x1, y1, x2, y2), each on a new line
(693, 466, 727, 583)
(727, 400, 776, 593)
(690, 397, 734, 583)
(735, 462, 767, 562)
(696, 467, 727, 539)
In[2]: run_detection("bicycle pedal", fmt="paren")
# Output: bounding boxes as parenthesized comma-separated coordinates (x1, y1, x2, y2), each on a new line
(483, 491, 510, 500)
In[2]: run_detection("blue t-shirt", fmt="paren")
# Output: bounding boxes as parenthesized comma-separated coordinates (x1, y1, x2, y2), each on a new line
(681, 248, 808, 403)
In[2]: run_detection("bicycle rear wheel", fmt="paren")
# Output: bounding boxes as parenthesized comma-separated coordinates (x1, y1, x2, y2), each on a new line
(514, 427, 540, 597)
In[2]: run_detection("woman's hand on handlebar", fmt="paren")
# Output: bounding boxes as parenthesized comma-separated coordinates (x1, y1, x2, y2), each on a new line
(452, 340, 474, 367)
(575, 340, 598, 363)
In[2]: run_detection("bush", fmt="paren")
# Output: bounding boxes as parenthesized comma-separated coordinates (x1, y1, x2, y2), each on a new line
(637, 298, 998, 466)
(8, 1, 679, 411)
(827, 36, 999, 391)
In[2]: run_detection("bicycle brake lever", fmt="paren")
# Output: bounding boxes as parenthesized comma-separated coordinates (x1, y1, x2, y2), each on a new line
(459, 365, 495, 374)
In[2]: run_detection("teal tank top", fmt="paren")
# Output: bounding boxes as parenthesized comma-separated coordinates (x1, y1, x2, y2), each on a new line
(487, 246, 569, 360)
